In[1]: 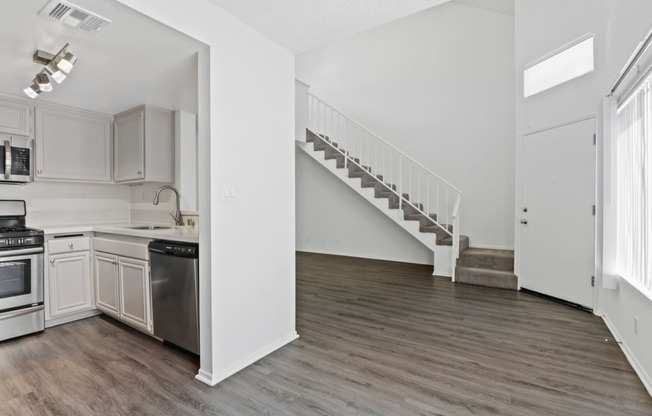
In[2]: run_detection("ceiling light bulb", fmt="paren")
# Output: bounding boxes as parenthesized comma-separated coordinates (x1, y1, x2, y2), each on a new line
(57, 52, 77, 74)
(23, 84, 40, 99)
(35, 73, 53, 92)
(46, 63, 67, 84)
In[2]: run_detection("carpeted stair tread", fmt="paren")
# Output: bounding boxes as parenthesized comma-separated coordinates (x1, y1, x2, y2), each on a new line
(457, 248, 514, 272)
(455, 266, 517, 290)
(375, 183, 396, 198)
(440, 235, 470, 252)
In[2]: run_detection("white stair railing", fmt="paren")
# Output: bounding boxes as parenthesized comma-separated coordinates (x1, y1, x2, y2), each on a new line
(307, 93, 463, 277)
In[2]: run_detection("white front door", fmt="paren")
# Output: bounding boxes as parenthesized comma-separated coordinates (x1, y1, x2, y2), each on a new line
(519, 118, 595, 309)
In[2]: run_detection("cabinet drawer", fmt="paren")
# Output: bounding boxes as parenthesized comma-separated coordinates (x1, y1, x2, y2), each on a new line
(48, 237, 91, 254)
(93, 238, 149, 260)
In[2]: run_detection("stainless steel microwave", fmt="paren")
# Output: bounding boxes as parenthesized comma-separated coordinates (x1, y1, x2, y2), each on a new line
(0, 134, 32, 184)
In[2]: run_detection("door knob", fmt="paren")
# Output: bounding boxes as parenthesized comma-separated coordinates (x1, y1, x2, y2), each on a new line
(520, 219, 528, 225)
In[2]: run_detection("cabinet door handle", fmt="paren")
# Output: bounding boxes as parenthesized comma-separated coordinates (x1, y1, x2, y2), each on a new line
(37, 170, 43, 174)
(68, 243, 74, 248)
(50, 259, 55, 264)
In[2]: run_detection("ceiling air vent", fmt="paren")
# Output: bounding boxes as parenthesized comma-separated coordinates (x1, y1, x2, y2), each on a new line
(38, 0, 111, 33)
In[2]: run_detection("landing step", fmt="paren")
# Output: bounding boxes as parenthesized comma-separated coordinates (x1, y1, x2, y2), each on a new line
(455, 266, 517, 290)
(457, 248, 514, 272)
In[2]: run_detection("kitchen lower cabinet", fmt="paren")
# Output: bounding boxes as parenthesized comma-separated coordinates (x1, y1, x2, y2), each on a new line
(95, 251, 152, 333)
(48, 252, 93, 318)
(93, 235, 152, 334)
(94, 253, 120, 317)
(45, 234, 97, 326)
(118, 258, 150, 331)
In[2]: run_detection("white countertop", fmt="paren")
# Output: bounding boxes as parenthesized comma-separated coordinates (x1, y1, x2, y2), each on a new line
(34, 223, 199, 244)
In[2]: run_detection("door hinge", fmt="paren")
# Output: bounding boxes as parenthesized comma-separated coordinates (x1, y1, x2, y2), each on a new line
(592, 205, 596, 216)
(593, 134, 596, 145)
(591, 276, 595, 287)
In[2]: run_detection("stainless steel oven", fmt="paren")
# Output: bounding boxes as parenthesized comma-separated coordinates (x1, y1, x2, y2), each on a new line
(0, 200, 44, 341)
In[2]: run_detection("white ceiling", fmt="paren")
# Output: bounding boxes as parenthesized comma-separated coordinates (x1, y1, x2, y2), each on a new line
(207, 0, 454, 54)
(452, 0, 514, 16)
(0, 0, 204, 114)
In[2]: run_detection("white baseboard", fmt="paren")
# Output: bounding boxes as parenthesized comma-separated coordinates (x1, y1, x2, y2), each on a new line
(45, 310, 102, 328)
(602, 315, 652, 398)
(194, 331, 299, 386)
(195, 369, 215, 385)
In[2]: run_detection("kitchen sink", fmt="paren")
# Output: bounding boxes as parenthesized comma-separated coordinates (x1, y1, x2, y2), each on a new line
(123, 225, 174, 230)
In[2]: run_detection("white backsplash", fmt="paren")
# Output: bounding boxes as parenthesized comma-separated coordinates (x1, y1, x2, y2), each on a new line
(1, 182, 131, 226)
(0, 181, 197, 227)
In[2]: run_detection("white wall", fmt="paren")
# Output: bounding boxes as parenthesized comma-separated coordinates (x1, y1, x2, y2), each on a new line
(515, 0, 652, 395)
(296, 148, 433, 264)
(296, 2, 516, 263)
(600, 0, 652, 395)
(117, 0, 296, 386)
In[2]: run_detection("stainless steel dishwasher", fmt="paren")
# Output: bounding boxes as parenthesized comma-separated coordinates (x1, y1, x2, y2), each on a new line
(149, 240, 199, 354)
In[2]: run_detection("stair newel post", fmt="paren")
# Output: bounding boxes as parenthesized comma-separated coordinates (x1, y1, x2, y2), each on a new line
(451, 194, 461, 283)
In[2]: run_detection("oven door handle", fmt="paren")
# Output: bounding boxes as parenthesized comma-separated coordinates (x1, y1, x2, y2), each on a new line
(0, 247, 44, 257)
(0, 305, 44, 321)
(4, 140, 10, 180)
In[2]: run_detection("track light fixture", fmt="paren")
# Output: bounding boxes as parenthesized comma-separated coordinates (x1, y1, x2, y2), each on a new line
(24, 42, 78, 99)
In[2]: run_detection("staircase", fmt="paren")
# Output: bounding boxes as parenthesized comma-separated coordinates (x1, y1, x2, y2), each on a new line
(296, 91, 516, 289)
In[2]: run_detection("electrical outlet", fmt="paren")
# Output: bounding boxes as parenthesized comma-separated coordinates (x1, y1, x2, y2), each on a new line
(180, 213, 199, 228)
(634, 317, 639, 335)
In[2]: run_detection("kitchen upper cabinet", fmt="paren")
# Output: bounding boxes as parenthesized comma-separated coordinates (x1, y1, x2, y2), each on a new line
(114, 105, 174, 183)
(48, 252, 93, 318)
(0, 97, 32, 136)
(35, 105, 112, 182)
(95, 253, 120, 317)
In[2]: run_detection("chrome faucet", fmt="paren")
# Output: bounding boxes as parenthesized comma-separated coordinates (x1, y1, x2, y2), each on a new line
(153, 185, 184, 226)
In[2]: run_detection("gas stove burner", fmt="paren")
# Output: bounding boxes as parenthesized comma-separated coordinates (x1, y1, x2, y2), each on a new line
(0, 200, 44, 248)
(0, 226, 44, 237)
(0, 227, 31, 233)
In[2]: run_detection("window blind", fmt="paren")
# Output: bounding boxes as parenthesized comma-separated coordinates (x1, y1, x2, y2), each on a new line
(616, 71, 652, 298)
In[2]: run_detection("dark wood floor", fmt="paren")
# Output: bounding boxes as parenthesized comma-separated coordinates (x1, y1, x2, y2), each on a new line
(1, 252, 650, 415)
